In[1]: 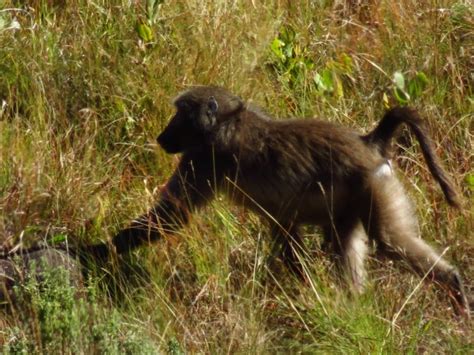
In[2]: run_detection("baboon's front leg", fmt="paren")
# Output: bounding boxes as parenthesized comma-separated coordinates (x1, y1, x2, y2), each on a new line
(325, 219, 369, 293)
(85, 155, 216, 260)
(270, 223, 307, 279)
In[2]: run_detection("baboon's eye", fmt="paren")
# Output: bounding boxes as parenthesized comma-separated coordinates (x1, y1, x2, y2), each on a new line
(176, 101, 190, 111)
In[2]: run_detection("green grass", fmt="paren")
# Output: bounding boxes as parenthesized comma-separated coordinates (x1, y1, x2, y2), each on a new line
(1, 0, 473, 352)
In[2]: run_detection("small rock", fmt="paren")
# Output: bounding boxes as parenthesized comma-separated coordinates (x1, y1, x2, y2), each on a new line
(0, 248, 82, 305)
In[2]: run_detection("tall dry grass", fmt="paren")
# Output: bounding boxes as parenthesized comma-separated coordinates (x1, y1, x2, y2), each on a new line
(0, 0, 472, 352)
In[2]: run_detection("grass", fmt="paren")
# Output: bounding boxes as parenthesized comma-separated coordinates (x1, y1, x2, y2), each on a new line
(0, 0, 473, 352)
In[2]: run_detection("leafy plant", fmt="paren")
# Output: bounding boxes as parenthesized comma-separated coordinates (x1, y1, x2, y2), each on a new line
(270, 28, 353, 100)
(136, 22, 154, 43)
(168, 337, 185, 355)
(392, 71, 429, 105)
(269, 27, 314, 88)
(466, 174, 474, 191)
(48, 233, 67, 245)
(136, 0, 164, 44)
(313, 53, 354, 98)
(4, 260, 157, 353)
(449, 1, 473, 27)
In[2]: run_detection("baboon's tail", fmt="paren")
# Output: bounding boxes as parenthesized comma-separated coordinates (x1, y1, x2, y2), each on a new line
(364, 107, 460, 208)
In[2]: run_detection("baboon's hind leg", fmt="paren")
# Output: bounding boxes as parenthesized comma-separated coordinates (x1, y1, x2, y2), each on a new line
(366, 175, 469, 315)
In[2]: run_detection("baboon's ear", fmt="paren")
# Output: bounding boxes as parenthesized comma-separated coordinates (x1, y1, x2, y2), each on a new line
(199, 96, 218, 130)
(207, 96, 219, 115)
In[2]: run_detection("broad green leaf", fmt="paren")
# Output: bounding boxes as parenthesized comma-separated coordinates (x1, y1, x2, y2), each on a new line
(136, 23, 153, 42)
(321, 69, 334, 92)
(314, 73, 327, 92)
(303, 57, 314, 70)
(415, 71, 429, 86)
(270, 38, 285, 60)
(393, 71, 406, 90)
(283, 43, 293, 59)
(394, 87, 409, 105)
(49, 234, 67, 244)
(340, 53, 353, 73)
(115, 98, 126, 113)
(314, 69, 336, 93)
(408, 72, 429, 99)
(466, 174, 474, 191)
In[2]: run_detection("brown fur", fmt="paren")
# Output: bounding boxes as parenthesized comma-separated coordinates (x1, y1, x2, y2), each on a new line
(87, 86, 469, 316)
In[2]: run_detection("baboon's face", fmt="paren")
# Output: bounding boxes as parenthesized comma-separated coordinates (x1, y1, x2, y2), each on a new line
(157, 99, 208, 154)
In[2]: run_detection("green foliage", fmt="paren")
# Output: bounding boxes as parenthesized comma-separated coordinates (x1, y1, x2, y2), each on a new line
(466, 174, 474, 191)
(313, 54, 354, 98)
(167, 337, 185, 355)
(136, 0, 165, 47)
(4, 262, 158, 353)
(48, 233, 67, 245)
(449, 1, 474, 26)
(391, 70, 430, 105)
(269, 27, 315, 88)
(269, 27, 353, 100)
(136, 22, 154, 43)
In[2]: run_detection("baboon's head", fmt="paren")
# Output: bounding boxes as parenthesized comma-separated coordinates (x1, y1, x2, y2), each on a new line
(157, 86, 244, 154)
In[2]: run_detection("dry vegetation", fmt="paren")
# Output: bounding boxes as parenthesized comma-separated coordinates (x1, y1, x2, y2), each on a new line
(0, 0, 473, 353)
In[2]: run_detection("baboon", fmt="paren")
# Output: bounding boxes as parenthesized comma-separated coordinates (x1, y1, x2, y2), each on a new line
(86, 86, 469, 316)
